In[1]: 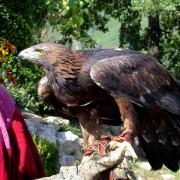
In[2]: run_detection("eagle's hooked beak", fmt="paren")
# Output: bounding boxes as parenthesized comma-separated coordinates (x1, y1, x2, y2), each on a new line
(17, 47, 42, 64)
(17, 50, 27, 60)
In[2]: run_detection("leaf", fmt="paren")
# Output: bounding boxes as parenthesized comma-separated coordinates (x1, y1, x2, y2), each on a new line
(68, 0, 79, 8)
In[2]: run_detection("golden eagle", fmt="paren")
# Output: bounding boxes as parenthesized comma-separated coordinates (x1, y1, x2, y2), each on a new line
(18, 42, 180, 172)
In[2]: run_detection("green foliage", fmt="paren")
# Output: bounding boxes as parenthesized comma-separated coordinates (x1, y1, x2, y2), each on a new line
(106, 0, 180, 78)
(8, 59, 53, 114)
(0, 0, 51, 112)
(0, 38, 17, 87)
(119, 6, 143, 50)
(7, 60, 47, 113)
(46, 0, 109, 48)
(160, 33, 180, 79)
(32, 135, 60, 176)
(132, 0, 179, 15)
(132, 158, 180, 179)
(0, 0, 48, 50)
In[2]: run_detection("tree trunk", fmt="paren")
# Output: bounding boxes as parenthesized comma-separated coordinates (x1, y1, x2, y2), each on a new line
(148, 13, 161, 58)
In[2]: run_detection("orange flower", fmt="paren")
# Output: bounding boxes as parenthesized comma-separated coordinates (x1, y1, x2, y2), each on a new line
(3, 39, 17, 54)
(10, 44, 17, 54)
(3, 39, 10, 46)
(0, 39, 17, 87)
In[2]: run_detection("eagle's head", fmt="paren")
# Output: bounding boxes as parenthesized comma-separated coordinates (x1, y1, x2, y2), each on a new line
(17, 42, 68, 65)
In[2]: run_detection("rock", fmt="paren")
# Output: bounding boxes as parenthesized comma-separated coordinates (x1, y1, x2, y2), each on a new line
(38, 123, 59, 144)
(56, 131, 79, 145)
(136, 176, 144, 180)
(56, 131, 83, 166)
(139, 161, 151, 171)
(23, 112, 83, 166)
(60, 166, 78, 179)
(44, 116, 70, 126)
(37, 173, 64, 180)
(24, 112, 84, 180)
(37, 165, 80, 180)
(23, 113, 71, 145)
(161, 174, 175, 180)
(23, 112, 60, 144)
(23, 112, 45, 134)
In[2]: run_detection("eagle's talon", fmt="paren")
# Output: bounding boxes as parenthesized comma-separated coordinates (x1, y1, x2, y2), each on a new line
(111, 136, 126, 142)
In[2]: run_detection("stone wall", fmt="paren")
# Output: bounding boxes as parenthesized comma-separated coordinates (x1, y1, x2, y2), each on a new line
(23, 112, 83, 179)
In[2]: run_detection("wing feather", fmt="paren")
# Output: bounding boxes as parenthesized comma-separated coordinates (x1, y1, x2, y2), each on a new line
(90, 53, 180, 114)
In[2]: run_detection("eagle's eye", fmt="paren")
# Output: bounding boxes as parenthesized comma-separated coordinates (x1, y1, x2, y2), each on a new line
(35, 49, 44, 53)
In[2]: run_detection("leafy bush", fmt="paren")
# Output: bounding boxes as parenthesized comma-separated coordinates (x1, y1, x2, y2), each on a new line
(0, 38, 17, 87)
(160, 33, 180, 79)
(0, 1, 48, 50)
(32, 135, 60, 176)
(8, 59, 48, 114)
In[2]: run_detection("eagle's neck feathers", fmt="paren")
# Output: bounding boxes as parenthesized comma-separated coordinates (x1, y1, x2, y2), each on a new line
(56, 50, 84, 79)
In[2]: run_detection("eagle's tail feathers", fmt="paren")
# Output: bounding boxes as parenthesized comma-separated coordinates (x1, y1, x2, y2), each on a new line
(139, 111, 180, 172)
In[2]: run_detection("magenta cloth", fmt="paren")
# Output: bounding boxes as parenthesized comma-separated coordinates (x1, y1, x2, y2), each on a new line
(0, 84, 15, 148)
(0, 84, 45, 180)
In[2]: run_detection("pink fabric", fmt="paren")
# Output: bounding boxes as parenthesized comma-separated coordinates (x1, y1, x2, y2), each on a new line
(0, 85, 45, 179)
(0, 84, 15, 148)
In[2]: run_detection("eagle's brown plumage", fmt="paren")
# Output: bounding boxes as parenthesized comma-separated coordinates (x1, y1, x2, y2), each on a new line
(18, 42, 180, 172)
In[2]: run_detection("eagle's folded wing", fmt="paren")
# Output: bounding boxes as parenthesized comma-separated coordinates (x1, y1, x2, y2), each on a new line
(90, 53, 180, 115)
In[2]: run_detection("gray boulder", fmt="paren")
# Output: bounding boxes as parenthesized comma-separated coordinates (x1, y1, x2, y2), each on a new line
(56, 131, 83, 166)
